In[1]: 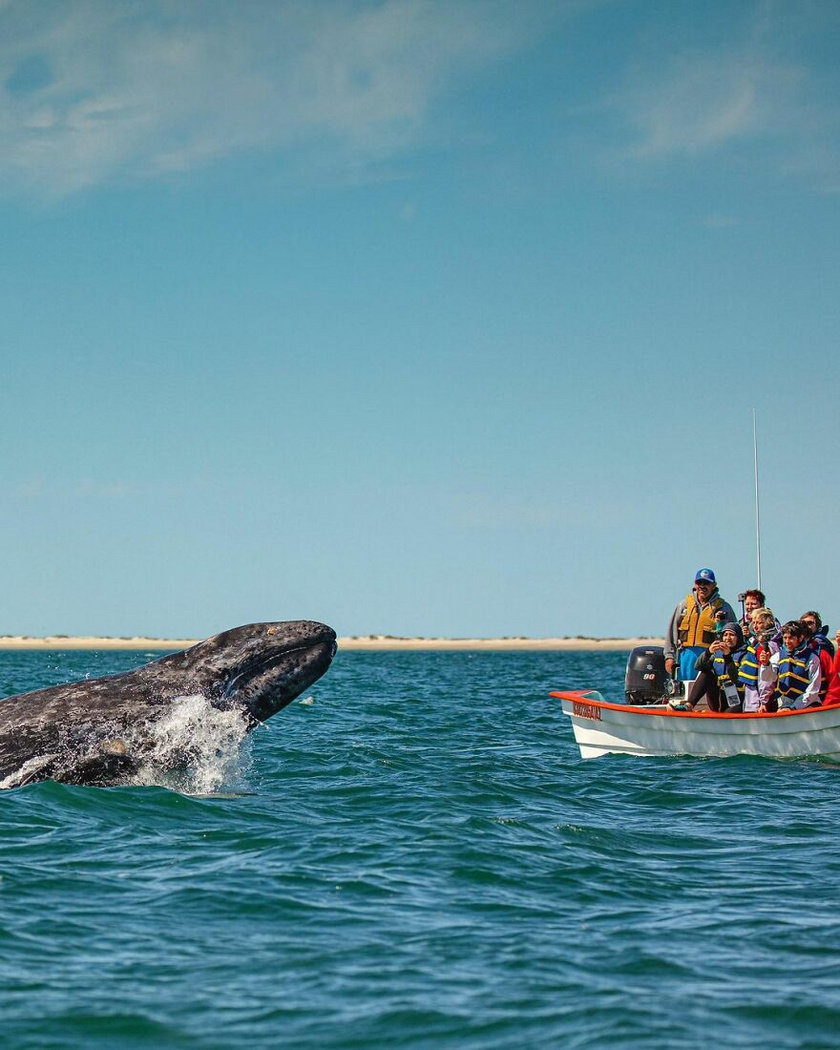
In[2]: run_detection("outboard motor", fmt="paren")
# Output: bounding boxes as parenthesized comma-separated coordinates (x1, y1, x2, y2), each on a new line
(624, 645, 674, 705)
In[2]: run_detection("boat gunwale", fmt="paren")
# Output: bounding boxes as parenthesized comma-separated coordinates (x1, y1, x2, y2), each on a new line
(549, 689, 840, 721)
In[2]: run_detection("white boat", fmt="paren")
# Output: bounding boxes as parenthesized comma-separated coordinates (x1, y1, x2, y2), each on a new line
(551, 689, 840, 761)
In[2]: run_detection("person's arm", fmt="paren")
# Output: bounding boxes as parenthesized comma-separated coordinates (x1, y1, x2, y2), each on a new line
(757, 649, 777, 705)
(695, 648, 714, 675)
(664, 603, 682, 667)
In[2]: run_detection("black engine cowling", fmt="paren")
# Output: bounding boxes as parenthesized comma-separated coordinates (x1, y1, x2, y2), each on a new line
(624, 645, 676, 705)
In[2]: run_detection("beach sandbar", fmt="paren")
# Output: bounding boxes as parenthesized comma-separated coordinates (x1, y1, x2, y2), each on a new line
(0, 635, 663, 652)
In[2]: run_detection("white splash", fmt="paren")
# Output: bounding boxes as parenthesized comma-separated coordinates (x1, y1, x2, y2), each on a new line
(0, 753, 57, 791)
(126, 693, 252, 795)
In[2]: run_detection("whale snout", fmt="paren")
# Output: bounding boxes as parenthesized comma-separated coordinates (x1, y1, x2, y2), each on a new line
(221, 620, 337, 723)
(305, 622, 337, 662)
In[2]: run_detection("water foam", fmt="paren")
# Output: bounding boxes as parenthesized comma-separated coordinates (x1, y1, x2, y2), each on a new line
(126, 693, 252, 794)
(0, 753, 58, 791)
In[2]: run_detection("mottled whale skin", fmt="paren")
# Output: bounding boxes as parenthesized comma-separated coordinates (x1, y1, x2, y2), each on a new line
(0, 620, 336, 788)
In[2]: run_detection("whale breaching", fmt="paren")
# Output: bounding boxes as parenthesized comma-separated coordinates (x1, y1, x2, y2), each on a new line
(0, 620, 337, 789)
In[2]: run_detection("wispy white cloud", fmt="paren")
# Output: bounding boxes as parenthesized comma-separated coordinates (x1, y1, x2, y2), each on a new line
(0, 0, 543, 196)
(621, 49, 803, 157)
(609, 5, 840, 190)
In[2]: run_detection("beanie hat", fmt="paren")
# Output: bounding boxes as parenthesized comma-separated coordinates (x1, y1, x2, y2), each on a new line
(720, 622, 744, 648)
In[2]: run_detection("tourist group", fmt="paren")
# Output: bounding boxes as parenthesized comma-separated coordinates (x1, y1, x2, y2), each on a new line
(663, 569, 838, 713)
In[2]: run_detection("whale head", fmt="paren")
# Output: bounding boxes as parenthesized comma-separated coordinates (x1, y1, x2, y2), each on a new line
(150, 620, 337, 724)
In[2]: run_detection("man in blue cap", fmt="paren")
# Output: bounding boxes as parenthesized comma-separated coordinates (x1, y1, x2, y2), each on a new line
(664, 568, 737, 681)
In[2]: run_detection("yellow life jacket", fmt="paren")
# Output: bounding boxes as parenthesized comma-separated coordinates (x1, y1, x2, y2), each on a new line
(678, 593, 724, 648)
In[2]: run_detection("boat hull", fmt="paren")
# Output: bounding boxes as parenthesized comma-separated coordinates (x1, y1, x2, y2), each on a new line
(551, 690, 840, 761)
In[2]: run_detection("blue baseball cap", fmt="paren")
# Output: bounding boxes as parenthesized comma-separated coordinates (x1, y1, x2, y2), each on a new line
(695, 568, 716, 584)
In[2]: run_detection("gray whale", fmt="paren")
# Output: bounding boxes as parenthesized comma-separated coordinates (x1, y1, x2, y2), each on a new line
(0, 620, 337, 788)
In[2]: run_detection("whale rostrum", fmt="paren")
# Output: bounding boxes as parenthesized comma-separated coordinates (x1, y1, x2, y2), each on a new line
(0, 620, 337, 788)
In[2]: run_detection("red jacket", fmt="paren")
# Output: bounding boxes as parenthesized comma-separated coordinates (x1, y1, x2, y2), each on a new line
(824, 650, 840, 707)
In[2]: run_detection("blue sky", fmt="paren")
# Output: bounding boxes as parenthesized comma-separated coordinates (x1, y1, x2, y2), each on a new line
(1, 0, 838, 639)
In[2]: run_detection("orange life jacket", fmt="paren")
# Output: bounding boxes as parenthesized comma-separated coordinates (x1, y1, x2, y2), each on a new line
(677, 592, 724, 648)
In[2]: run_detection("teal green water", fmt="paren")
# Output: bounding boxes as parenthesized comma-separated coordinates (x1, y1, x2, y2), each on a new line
(3, 649, 840, 1048)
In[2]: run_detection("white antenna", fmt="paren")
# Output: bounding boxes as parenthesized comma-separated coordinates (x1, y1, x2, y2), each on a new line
(753, 409, 762, 590)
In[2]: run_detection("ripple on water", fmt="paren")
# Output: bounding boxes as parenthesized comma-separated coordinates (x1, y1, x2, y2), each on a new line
(3, 650, 840, 1048)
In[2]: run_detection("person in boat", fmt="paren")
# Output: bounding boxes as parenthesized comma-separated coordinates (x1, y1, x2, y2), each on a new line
(739, 589, 766, 639)
(738, 614, 779, 712)
(823, 647, 840, 707)
(669, 621, 747, 712)
(799, 611, 834, 703)
(770, 620, 822, 711)
(740, 593, 781, 645)
(748, 607, 780, 654)
(664, 568, 737, 681)
(800, 611, 835, 658)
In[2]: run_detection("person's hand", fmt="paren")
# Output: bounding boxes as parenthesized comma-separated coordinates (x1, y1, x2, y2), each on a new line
(665, 658, 675, 676)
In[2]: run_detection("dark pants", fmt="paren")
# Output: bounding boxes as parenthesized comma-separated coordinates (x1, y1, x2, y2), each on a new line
(688, 671, 741, 712)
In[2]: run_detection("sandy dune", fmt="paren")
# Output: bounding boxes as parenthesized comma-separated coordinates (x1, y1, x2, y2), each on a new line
(0, 635, 662, 651)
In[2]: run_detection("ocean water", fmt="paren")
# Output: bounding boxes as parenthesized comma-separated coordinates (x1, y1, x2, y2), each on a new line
(2, 648, 840, 1049)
